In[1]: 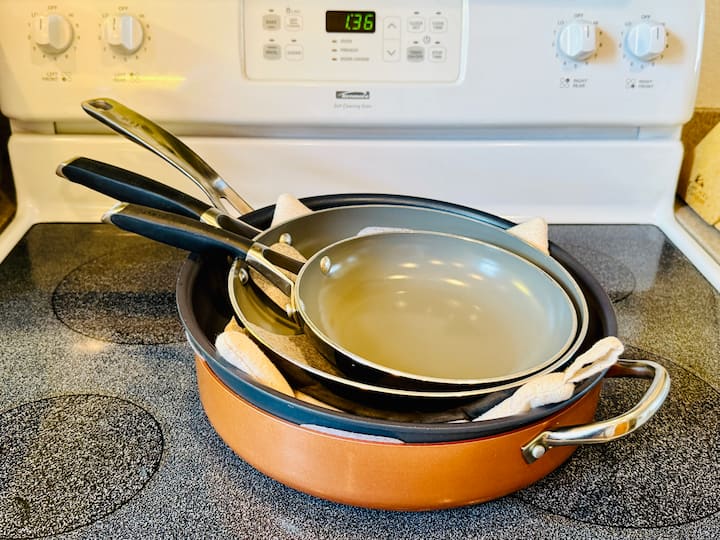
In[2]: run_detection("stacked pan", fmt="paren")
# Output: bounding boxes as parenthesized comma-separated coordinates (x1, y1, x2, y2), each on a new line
(57, 98, 669, 510)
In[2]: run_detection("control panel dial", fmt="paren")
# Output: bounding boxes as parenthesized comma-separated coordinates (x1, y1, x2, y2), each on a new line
(102, 14, 145, 55)
(625, 21, 667, 62)
(31, 13, 74, 55)
(557, 20, 597, 61)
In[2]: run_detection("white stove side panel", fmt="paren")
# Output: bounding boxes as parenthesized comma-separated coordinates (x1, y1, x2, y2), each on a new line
(5, 134, 680, 225)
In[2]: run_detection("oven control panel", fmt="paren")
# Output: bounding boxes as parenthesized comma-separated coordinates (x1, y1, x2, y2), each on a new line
(0, 0, 705, 127)
(242, 1, 464, 82)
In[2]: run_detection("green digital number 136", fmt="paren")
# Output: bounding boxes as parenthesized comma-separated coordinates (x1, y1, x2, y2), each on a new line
(345, 12, 374, 31)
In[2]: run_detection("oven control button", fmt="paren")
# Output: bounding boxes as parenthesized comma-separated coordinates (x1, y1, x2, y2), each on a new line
(102, 14, 145, 55)
(263, 14, 281, 31)
(557, 20, 597, 61)
(32, 13, 74, 55)
(625, 21, 667, 62)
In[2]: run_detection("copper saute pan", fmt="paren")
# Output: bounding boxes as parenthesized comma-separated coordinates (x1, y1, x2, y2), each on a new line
(177, 195, 669, 510)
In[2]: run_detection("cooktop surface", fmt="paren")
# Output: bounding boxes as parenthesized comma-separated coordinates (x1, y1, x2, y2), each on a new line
(0, 223, 718, 539)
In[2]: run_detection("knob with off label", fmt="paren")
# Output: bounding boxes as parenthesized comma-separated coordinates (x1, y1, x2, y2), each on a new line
(32, 13, 74, 55)
(625, 21, 666, 62)
(557, 20, 597, 61)
(103, 14, 145, 55)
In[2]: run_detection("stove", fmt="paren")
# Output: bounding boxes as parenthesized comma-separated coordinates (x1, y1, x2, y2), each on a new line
(0, 0, 718, 537)
(1, 222, 718, 538)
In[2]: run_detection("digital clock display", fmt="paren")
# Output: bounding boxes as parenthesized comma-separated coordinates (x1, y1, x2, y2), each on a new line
(326, 11, 376, 33)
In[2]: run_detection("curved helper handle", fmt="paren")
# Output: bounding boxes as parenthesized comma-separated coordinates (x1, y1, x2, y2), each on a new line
(82, 97, 254, 216)
(522, 359, 670, 463)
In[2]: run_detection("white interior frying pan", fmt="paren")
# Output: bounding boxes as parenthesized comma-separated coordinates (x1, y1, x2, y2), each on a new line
(104, 202, 579, 388)
(57, 158, 588, 404)
(57, 156, 590, 401)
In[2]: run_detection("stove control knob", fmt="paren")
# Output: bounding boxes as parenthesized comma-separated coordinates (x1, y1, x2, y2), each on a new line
(625, 21, 667, 62)
(557, 20, 597, 61)
(102, 14, 145, 55)
(32, 13, 74, 55)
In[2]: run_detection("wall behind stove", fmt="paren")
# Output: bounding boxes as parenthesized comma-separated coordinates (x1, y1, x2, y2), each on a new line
(696, 0, 720, 108)
(678, 2, 720, 198)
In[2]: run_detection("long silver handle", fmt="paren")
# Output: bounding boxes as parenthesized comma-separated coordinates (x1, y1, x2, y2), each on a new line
(521, 359, 670, 463)
(82, 97, 254, 216)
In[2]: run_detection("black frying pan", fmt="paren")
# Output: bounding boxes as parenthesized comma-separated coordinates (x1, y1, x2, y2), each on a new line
(57, 157, 617, 431)
(103, 202, 579, 387)
(177, 194, 618, 441)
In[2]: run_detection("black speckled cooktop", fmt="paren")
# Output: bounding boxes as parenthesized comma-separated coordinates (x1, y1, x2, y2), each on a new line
(0, 223, 718, 539)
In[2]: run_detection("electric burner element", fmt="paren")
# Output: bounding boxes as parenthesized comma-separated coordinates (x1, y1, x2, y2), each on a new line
(51, 241, 186, 345)
(550, 227, 637, 303)
(555, 244, 636, 303)
(515, 346, 720, 528)
(0, 394, 163, 538)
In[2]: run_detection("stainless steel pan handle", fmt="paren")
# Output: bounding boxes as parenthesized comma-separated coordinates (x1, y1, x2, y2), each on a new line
(82, 97, 254, 216)
(522, 359, 670, 463)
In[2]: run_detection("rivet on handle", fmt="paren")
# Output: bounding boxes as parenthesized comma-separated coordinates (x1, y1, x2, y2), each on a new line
(320, 256, 332, 275)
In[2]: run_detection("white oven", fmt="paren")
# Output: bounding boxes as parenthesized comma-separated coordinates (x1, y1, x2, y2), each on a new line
(0, 0, 714, 290)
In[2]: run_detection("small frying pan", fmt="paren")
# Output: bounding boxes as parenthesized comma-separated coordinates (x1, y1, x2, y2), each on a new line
(104, 203, 579, 388)
(55, 160, 536, 409)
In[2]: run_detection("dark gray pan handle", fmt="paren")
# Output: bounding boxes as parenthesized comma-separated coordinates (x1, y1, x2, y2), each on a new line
(82, 97, 254, 216)
(105, 202, 251, 256)
(57, 156, 261, 238)
(103, 203, 303, 277)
